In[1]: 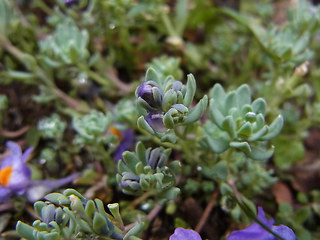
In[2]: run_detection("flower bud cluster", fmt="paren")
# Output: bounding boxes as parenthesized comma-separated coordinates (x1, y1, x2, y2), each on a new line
(117, 142, 180, 200)
(204, 84, 284, 160)
(16, 189, 124, 240)
(136, 68, 208, 139)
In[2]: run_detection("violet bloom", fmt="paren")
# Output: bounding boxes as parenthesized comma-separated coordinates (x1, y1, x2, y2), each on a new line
(64, 0, 79, 7)
(146, 111, 167, 133)
(113, 128, 135, 162)
(0, 141, 33, 202)
(137, 82, 163, 109)
(0, 141, 79, 203)
(170, 228, 201, 240)
(227, 207, 296, 240)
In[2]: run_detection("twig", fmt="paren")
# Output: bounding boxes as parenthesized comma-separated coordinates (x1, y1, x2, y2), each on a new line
(195, 190, 219, 233)
(0, 203, 13, 212)
(0, 125, 30, 138)
(106, 68, 133, 94)
(130, 192, 151, 210)
(54, 88, 85, 111)
(124, 204, 163, 232)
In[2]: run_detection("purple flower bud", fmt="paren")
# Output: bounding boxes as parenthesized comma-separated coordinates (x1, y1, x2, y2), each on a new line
(227, 207, 296, 240)
(145, 111, 167, 133)
(145, 148, 164, 169)
(137, 82, 163, 108)
(120, 172, 140, 190)
(170, 228, 202, 240)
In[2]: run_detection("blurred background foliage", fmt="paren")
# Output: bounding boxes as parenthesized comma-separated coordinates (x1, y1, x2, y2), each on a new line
(1, 0, 320, 239)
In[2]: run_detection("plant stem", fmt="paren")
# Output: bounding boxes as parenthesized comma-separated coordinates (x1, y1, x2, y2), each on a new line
(195, 190, 219, 233)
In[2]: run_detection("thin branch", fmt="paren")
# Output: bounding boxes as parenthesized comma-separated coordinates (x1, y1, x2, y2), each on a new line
(195, 190, 219, 233)
(0, 125, 30, 138)
(124, 204, 163, 233)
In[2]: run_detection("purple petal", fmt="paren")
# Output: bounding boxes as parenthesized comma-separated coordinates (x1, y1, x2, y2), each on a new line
(8, 164, 31, 195)
(227, 207, 296, 240)
(256, 207, 275, 227)
(170, 228, 202, 240)
(21, 147, 34, 163)
(26, 173, 80, 202)
(113, 129, 135, 162)
(271, 225, 296, 240)
(6, 142, 22, 158)
(0, 186, 12, 203)
(145, 111, 167, 133)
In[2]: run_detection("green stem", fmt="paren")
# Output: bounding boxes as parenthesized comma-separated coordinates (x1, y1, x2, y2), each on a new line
(33, 0, 55, 15)
(77, 63, 114, 88)
(160, 8, 178, 37)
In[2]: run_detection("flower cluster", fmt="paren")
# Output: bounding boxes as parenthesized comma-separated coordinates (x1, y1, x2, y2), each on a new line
(136, 68, 208, 141)
(116, 141, 180, 200)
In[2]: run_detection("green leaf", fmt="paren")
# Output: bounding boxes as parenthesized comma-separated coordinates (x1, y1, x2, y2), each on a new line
(34, 201, 47, 217)
(237, 122, 252, 138)
(45, 193, 71, 205)
(204, 122, 230, 153)
(161, 187, 181, 200)
(137, 116, 155, 135)
(225, 91, 237, 112)
(136, 142, 147, 166)
(124, 222, 146, 240)
(222, 116, 237, 139)
(230, 141, 251, 154)
(163, 111, 175, 129)
(210, 161, 228, 180)
(183, 73, 196, 107)
(160, 133, 177, 143)
(122, 151, 140, 172)
(16, 221, 36, 240)
(183, 95, 208, 124)
(236, 84, 251, 107)
(85, 200, 96, 222)
(247, 145, 274, 161)
(248, 126, 268, 141)
(92, 213, 109, 235)
(252, 98, 267, 115)
(145, 67, 160, 86)
(260, 115, 284, 140)
(162, 89, 178, 112)
(209, 99, 225, 128)
(210, 84, 226, 104)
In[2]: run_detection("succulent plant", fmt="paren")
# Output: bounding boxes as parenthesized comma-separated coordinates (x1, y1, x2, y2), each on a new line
(136, 68, 208, 141)
(204, 83, 284, 160)
(39, 18, 89, 67)
(117, 142, 180, 201)
(73, 110, 112, 145)
(16, 189, 125, 240)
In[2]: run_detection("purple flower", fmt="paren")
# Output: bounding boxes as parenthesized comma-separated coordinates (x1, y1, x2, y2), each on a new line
(0, 142, 33, 202)
(170, 228, 201, 240)
(137, 82, 163, 109)
(227, 207, 296, 240)
(112, 128, 135, 162)
(64, 0, 79, 7)
(0, 141, 79, 203)
(146, 111, 167, 133)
